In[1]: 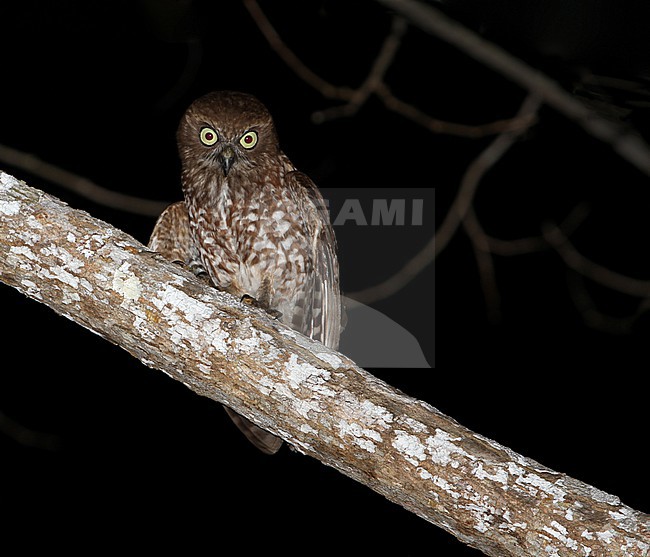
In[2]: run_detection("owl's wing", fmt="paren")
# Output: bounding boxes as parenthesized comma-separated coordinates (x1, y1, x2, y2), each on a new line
(148, 201, 205, 276)
(286, 171, 342, 351)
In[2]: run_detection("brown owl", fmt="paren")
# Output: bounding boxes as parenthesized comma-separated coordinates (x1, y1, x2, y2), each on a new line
(149, 91, 342, 454)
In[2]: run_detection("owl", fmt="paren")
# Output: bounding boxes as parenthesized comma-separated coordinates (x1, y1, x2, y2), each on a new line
(149, 91, 342, 454)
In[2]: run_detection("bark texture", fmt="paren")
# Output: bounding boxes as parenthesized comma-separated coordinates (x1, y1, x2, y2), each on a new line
(1, 170, 648, 556)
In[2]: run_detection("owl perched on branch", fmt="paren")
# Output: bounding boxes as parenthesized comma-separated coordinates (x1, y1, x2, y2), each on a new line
(149, 91, 342, 454)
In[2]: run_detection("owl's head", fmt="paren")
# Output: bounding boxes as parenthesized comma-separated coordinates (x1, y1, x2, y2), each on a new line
(177, 91, 279, 177)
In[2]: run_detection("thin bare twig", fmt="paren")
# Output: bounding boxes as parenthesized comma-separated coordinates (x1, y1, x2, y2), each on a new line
(375, 83, 538, 138)
(0, 143, 170, 216)
(312, 17, 408, 123)
(462, 206, 502, 323)
(349, 95, 541, 304)
(566, 271, 647, 334)
(155, 39, 203, 111)
(244, 0, 530, 137)
(461, 203, 592, 322)
(436, 96, 542, 256)
(543, 222, 650, 298)
(242, 0, 353, 101)
(0, 410, 61, 451)
(376, 0, 650, 177)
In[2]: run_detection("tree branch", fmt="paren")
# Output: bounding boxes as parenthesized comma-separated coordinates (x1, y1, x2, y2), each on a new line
(0, 142, 170, 216)
(543, 221, 650, 297)
(1, 170, 648, 556)
(244, 0, 531, 136)
(350, 94, 540, 305)
(376, 0, 650, 177)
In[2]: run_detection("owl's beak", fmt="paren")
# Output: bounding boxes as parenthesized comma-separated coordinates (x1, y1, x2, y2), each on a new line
(218, 145, 236, 176)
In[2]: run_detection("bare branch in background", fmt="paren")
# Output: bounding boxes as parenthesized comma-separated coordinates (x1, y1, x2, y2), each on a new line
(543, 222, 650, 298)
(242, 0, 354, 102)
(351, 94, 541, 305)
(376, 0, 650, 177)
(0, 410, 61, 451)
(243, 0, 533, 137)
(465, 203, 592, 322)
(311, 16, 408, 123)
(245, 0, 650, 324)
(566, 271, 646, 334)
(3, 0, 649, 327)
(0, 143, 170, 217)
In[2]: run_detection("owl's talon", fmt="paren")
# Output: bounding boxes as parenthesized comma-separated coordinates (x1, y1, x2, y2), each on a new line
(240, 294, 282, 320)
(171, 259, 212, 285)
(240, 293, 258, 307)
(267, 308, 283, 320)
(196, 271, 213, 285)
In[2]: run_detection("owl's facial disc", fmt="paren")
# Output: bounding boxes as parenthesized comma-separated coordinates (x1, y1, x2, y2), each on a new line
(218, 145, 236, 176)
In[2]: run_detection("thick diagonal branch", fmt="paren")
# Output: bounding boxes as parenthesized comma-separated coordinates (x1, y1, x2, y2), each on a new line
(1, 171, 648, 557)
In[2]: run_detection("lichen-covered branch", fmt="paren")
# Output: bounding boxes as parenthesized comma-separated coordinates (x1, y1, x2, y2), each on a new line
(1, 170, 648, 556)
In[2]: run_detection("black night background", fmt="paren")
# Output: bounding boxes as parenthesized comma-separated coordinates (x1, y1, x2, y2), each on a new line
(1, 1, 648, 554)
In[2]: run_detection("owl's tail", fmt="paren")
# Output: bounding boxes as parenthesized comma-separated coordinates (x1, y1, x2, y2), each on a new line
(223, 406, 283, 455)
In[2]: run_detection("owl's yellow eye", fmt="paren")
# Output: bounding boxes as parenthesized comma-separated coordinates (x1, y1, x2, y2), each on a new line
(200, 127, 218, 146)
(240, 131, 258, 149)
